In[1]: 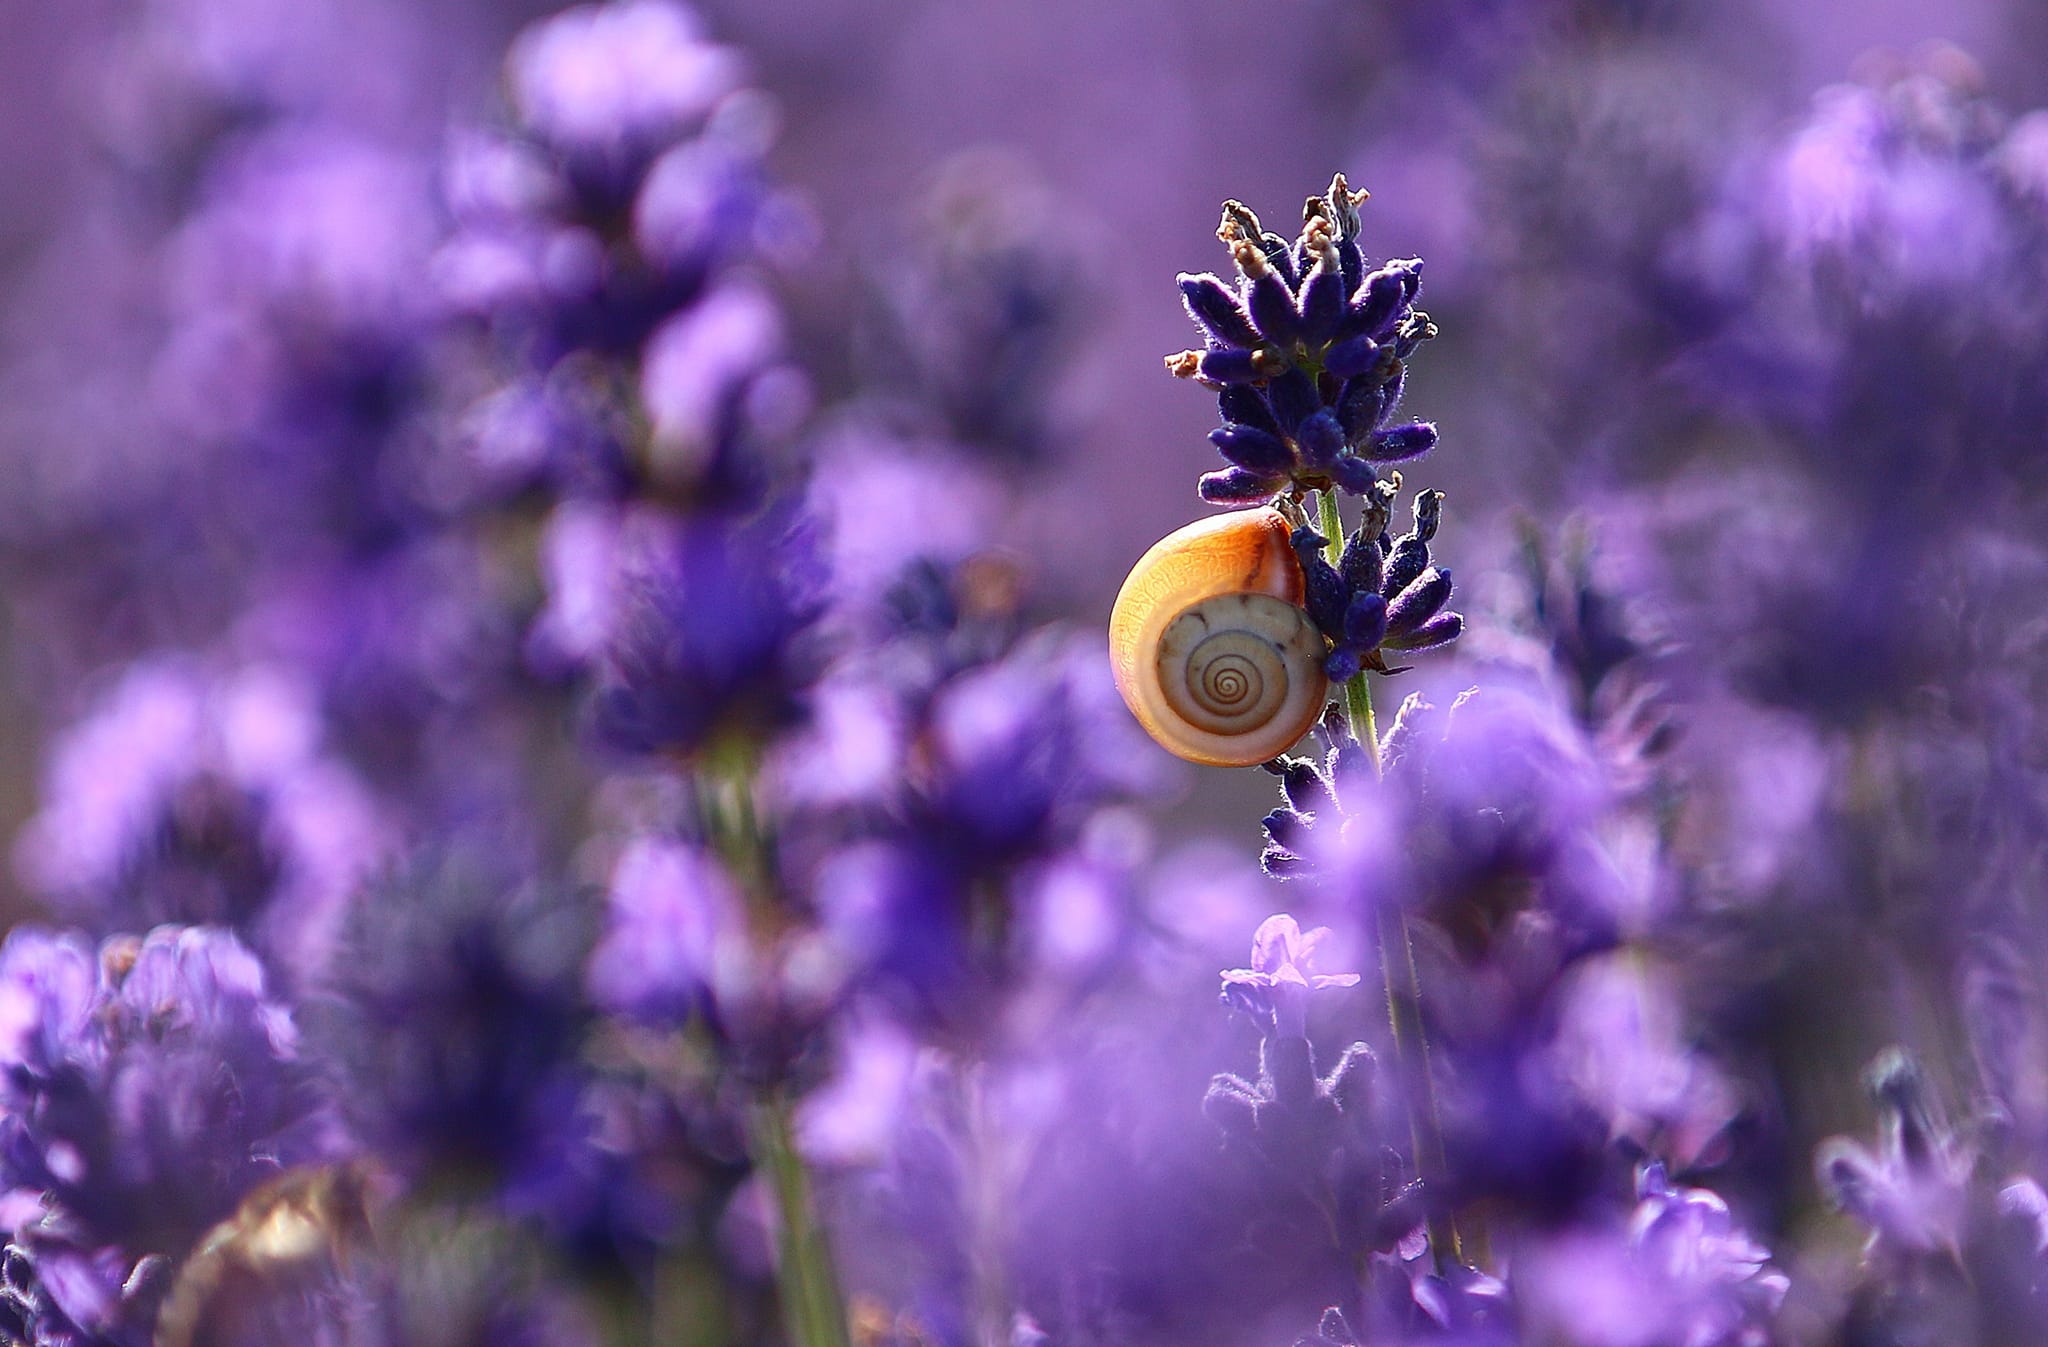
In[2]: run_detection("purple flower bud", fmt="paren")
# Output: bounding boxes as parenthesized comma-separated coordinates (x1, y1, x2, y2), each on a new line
(1328, 456, 1379, 495)
(1323, 333, 1380, 380)
(1295, 411, 1346, 469)
(1218, 384, 1282, 437)
(1368, 420, 1438, 463)
(1267, 367, 1321, 434)
(1258, 232, 1301, 287)
(1179, 273, 1261, 349)
(1296, 256, 1346, 346)
(1198, 467, 1284, 504)
(1264, 755, 1335, 816)
(1335, 371, 1393, 442)
(1336, 236, 1364, 294)
(1246, 268, 1302, 346)
(1323, 646, 1364, 683)
(1341, 528, 1384, 593)
(1289, 527, 1350, 636)
(1196, 348, 1267, 385)
(1348, 261, 1415, 338)
(1384, 611, 1462, 652)
(1262, 808, 1313, 855)
(1343, 591, 1390, 647)
(1209, 424, 1295, 476)
(1381, 535, 1430, 597)
(1386, 566, 1453, 637)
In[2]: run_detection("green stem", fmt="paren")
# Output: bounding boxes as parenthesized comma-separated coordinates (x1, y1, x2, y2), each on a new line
(1345, 673, 1379, 773)
(752, 1093, 853, 1347)
(1314, 490, 1460, 1271)
(699, 749, 852, 1347)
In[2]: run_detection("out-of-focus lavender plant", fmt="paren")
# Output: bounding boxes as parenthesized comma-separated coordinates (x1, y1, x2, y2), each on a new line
(8, 3, 2048, 1346)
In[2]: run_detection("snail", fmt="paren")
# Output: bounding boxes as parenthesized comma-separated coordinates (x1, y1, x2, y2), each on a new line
(1109, 507, 1329, 767)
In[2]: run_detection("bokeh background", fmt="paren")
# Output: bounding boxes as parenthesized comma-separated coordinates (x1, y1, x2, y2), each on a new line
(3, 1, 2048, 1344)
(8, 0, 2047, 861)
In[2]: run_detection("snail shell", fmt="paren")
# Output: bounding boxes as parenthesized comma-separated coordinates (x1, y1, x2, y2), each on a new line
(1109, 507, 1330, 767)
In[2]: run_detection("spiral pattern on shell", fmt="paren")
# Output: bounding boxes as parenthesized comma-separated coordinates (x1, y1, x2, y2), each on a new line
(1159, 596, 1314, 736)
(1109, 508, 1331, 767)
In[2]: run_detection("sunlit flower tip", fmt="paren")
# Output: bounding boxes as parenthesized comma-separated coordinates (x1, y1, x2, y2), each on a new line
(1193, 348, 1268, 384)
(1199, 466, 1287, 504)
(509, 0, 742, 158)
(1368, 421, 1437, 463)
(1208, 424, 1294, 476)
(1245, 258, 1304, 346)
(1386, 567, 1453, 636)
(1295, 234, 1347, 346)
(1266, 753, 1334, 813)
(1220, 913, 1362, 1035)
(1177, 273, 1261, 350)
(1350, 260, 1420, 338)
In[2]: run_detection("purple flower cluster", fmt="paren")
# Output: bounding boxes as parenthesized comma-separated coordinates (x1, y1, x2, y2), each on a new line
(3, 5, 2048, 1347)
(1168, 175, 1442, 503)
(0, 926, 315, 1344)
(1290, 486, 1463, 681)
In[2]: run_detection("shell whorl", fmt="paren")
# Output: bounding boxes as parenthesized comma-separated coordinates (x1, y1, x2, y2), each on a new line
(1109, 508, 1330, 767)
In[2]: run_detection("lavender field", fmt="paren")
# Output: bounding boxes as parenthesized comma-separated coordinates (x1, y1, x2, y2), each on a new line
(1, 1, 2045, 1344)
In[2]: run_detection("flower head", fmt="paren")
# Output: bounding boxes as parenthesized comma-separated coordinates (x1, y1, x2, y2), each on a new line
(1219, 913, 1361, 1039)
(0, 926, 315, 1256)
(1289, 485, 1463, 682)
(1166, 174, 1440, 502)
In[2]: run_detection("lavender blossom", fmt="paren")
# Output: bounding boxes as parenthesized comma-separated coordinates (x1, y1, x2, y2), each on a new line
(1217, 914, 1363, 1041)
(1816, 1049, 2048, 1342)
(441, 0, 796, 509)
(804, 612, 1150, 1035)
(0, 926, 316, 1255)
(1166, 175, 1441, 502)
(553, 501, 825, 759)
(1289, 486, 1464, 683)
(14, 660, 385, 984)
(1518, 1163, 1786, 1347)
(305, 846, 594, 1193)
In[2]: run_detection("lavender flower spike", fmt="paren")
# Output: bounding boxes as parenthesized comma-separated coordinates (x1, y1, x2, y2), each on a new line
(1170, 174, 1441, 501)
(1220, 913, 1361, 1038)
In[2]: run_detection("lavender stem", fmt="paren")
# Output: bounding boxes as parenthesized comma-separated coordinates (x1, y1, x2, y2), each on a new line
(753, 1093, 854, 1347)
(1315, 489, 1460, 1271)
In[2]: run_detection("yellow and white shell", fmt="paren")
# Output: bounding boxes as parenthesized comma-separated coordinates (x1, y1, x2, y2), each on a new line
(1109, 508, 1330, 767)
